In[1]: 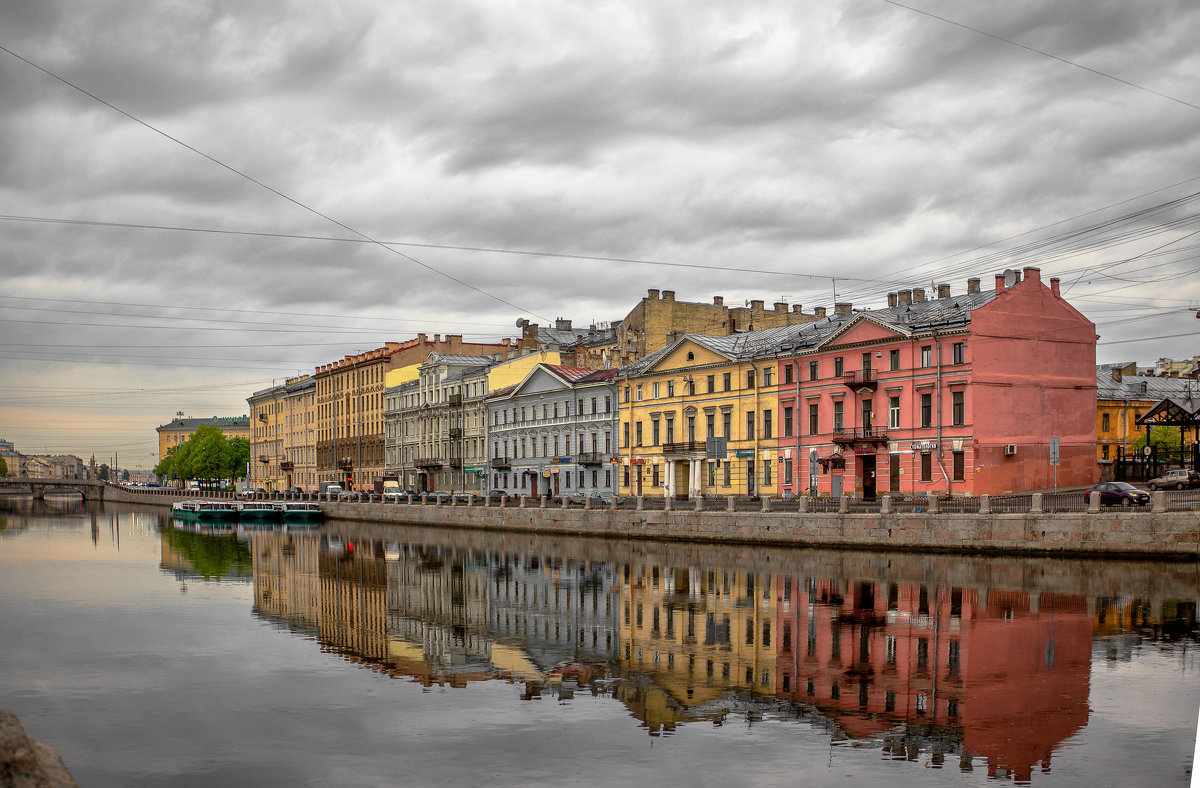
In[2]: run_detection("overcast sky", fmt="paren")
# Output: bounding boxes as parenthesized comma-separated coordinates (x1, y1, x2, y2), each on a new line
(2, 0, 1198, 468)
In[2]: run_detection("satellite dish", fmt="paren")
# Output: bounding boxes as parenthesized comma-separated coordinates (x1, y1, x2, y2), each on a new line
(516, 318, 528, 328)
(1003, 269, 1018, 288)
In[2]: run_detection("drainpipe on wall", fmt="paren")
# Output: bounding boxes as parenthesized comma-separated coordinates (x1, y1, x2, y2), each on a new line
(933, 332, 952, 493)
(792, 345, 802, 497)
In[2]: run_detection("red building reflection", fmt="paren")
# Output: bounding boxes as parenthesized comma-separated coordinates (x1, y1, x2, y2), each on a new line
(774, 579, 1090, 781)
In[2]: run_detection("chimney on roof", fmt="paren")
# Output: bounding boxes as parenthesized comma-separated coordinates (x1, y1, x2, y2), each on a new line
(1111, 367, 1123, 382)
(713, 296, 724, 306)
(647, 289, 660, 300)
(967, 278, 980, 294)
(555, 318, 572, 331)
(814, 306, 827, 319)
(792, 304, 803, 313)
(887, 292, 898, 307)
(662, 290, 675, 301)
(1050, 277, 1060, 297)
(913, 288, 926, 303)
(834, 303, 853, 316)
(750, 300, 764, 309)
(417, 333, 427, 343)
(995, 274, 1007, 293)
(937, 284, 950, 299)
(1022, 267, 1041, 285)
(898, 290, 912, 307)
(774, 302, 788, 312)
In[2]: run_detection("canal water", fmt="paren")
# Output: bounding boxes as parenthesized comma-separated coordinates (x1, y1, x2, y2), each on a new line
(1, 497, 1198, 787)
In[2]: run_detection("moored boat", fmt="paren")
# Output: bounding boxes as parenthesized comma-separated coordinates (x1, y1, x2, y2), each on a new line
(235, 501, 283, 523)
(173, 500, 238, 522)
(274, 501, 324, 524)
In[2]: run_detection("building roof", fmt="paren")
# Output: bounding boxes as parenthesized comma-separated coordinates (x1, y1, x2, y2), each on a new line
(157, 416, 250, 432)
(1097, 370, 1200, 408)
(537, 324, 618, 348)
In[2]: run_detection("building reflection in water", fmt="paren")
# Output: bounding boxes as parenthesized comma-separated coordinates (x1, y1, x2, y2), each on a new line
(244, 526, 1197, 783)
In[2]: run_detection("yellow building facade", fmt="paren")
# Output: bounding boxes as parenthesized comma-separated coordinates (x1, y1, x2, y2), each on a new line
(156, 415, 251, 463)
(618, 336, 781, 498)
(248, 376, 316, 491)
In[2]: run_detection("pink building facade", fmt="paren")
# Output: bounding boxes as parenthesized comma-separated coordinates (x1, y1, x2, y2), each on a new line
(771, 268, 1097, 497)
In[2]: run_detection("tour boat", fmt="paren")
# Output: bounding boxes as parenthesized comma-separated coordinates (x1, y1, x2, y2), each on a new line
(172, 500, 238, 522)
(235, 501, 283, 523)
(274, 501, 324, 524)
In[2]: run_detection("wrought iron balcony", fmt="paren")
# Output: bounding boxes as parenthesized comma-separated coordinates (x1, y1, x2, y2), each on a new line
(577, 452, 606, 465)
(448, 428, 463, 439)
(488, 457, 511, 469)
(447, 455, 463, 468)
(662, 441, 705, 455)
(832, 427, 889, 446)
(279, 461, 294, 472)
(842, 369, 877, 392)
(414, 457, 443, 468)
(448, 393, 463, 406)
(337, 457, 354, 470)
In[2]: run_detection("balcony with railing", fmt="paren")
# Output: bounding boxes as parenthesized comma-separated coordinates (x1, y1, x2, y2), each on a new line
(489, 456, 511, 469)
(447, 455, 463, 468)
(842, 369, 877, 392)
(832, 427, 889, 446)
(577, 452, 606, 465)
(662, 441, 705, 456)
(448, 393, 463, 407)
(414, 457, 444, 468)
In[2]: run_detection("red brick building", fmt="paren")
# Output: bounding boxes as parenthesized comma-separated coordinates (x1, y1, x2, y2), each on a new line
(771, 267, 1097, 497)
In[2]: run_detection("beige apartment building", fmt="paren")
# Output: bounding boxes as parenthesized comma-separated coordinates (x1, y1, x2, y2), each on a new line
(156, 415, 251, 463)
(315, 334, 518, 490)
(248, 375, 316, 491)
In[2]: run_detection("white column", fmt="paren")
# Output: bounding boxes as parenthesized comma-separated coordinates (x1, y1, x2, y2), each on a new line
(690, 459, 701, 497)
(666, 460, 676, 498)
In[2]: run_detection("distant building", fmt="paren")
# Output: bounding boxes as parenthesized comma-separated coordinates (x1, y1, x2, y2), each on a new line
(247, 375, 316, 492)
(1153, 355, 1200, 378)
(617, 289, 818, 364)
(156, 415, 251, 463)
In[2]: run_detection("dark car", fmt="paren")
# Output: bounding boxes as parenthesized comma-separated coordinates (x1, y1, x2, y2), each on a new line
(421, 491, 451, 504)
(486, 490, 507, 503)
(1084, 481, 1150, 507)
(593, 491, 625, 506)
(453, 492, 476, 503)
(1147, 468, 1200, 490)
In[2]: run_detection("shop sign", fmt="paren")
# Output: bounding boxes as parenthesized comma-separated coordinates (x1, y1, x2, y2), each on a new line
(734, 450, 755, 458)
(910, 442, 937, 452)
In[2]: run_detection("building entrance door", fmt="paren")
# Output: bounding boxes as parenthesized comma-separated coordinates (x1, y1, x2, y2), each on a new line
(746, 459, 756, 496)
(831, 472, 843, 498)
(889, 454, 900, 493)
(860, 455, 877, 500)
(675, 462, 690, 498)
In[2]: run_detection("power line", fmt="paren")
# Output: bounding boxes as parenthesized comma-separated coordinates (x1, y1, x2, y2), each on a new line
(0, 43, 554, 322)
(879, 0, 1200, 114)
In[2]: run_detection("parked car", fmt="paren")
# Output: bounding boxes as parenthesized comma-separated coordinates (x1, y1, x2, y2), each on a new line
(1147, 468, 1200, 490)
(486, 490, 507, 503)
(337, 490, 363, 502)
(382, 490, 407, 503)
(1083, 481, 1150, 507)
(453, 492, 475, 503)
(421, 491, 451, 504)
(593, 491, 625, 506)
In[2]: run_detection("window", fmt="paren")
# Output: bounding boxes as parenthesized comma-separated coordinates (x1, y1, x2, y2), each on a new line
(636, 384, 643, 401)
(763, 459, 772, 486)
(624, 386, 630, 403)
(746, 412, 755, 440)
(784, 364, 793, 384)
(762, 368, 773, 386)
(920, 346, 932, 367)
(667, 380, 674, 397)
(763, 410, 772, 439)
(921, 452, 932, 481)
(651, 465, 659, 487)
(783, 406, 793, 437)
(635, 422, 643, 447)
(623, 422, 630, 447)
(952, 451, 964, 481)
(809, 403, 819, 435)
(722, 411, 732, 437)
(723, 372, 732, 391)
(1101, 444, 1110, 460)
(832, 401, 843, 431)
(652, 382, 660, 399)
(889, 349, 900, 371)
(809, 360, 819, 380)
(888, 396, 900, 429)
(952, 391, 964, 426)
(706, 413, 715, 439)
(1101, 413, 1110, 432)
(723, 462, 731, 486)
(834, 357, 844, 376)
(665, 417, 674, 444)
(746, 370, 756, 389)
(952, 342, 964, 365)
(706, 375, 715, 393)
(920, 393, 932, 428)
(652, 419, 660, 446)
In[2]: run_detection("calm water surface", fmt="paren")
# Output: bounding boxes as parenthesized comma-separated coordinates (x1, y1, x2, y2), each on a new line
(1, 497, 1198, 787)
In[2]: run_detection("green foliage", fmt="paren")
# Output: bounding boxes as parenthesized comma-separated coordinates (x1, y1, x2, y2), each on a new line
(97, 463, 110, 481)
(1133, 426, 1186, 451)
(0, 455, 7, 477)
(120, 469, 130, 482)
(156, 426, 247, 484)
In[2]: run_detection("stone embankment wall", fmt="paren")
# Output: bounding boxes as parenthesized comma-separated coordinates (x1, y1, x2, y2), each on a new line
(319, 500, 1200, 559)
